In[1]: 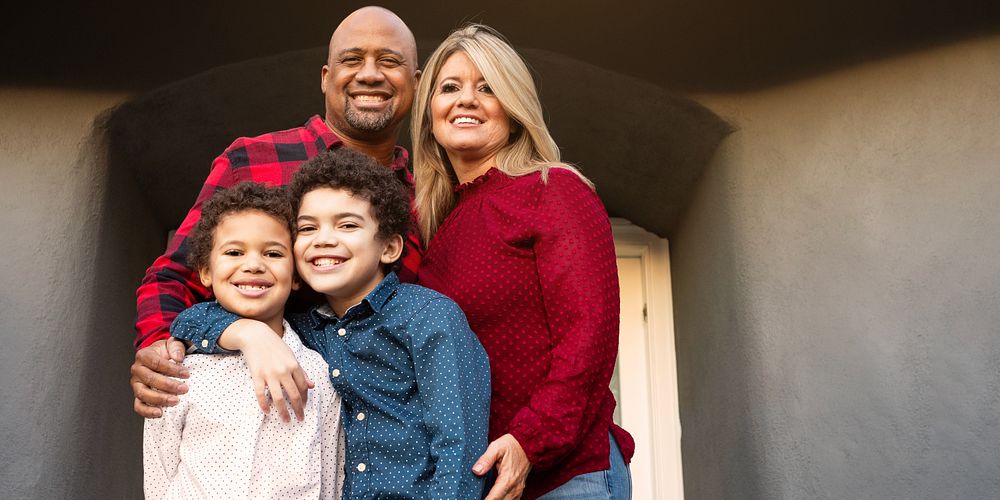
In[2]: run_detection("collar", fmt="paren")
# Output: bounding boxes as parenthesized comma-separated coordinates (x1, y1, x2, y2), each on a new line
(454, 166, 507, 195)
(304, 115, 413, 186)
(311, 272, 401, 322)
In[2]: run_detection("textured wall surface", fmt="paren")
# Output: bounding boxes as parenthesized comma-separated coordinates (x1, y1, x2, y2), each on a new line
(672, 35, 1000, 498)
(3, 30, 999, 500)
(0, 89, 160, 498)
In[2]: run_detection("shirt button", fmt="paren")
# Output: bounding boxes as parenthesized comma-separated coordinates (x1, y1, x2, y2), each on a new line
(357, 412, 366, 421)
(331, 369, 341, 378)
(337, 328, 347, 337)
(201, 339, 208, 348)
(357, 463, 366, 472)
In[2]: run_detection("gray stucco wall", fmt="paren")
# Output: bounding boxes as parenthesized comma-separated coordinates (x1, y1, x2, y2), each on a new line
(3, 33, 999, 500)
(0, 89, 159, 498)
(672, 36, 1000, 498)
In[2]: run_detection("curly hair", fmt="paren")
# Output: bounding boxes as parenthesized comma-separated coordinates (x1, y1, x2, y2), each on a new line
(187, 182, 295, 271)
(289, 148, 411, 259)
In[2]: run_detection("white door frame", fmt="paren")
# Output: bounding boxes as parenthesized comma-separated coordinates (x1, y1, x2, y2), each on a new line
(611, 218, 684, 500)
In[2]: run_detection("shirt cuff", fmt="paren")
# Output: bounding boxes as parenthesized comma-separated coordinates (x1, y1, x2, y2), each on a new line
(169, 301, 240, 354)
(183, 341, 234, 355)
(508, 417, 545, 466)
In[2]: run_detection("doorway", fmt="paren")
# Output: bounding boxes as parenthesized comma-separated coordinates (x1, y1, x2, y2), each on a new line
(610, 219, 684, 499)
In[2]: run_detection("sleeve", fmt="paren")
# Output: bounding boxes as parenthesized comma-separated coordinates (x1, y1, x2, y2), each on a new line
(409, 298, 491, 500)
(319, 377, 346, 500)
(506, 171, 621, 468)
(142, 388, 189, 500)
(170, 303, 318, 354)
(135, 153, 237, 349)
(169, 301, 242, 354)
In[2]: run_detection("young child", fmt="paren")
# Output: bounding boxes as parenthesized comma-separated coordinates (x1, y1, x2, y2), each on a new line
(170, 148, 492, 499)
(143, 182, 345, 500)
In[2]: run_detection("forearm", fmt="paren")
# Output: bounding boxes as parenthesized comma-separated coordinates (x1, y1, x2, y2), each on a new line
(135, 253, 210, 349)
(506, 348, 613, 467)
(428, 399, 490, 500)
(174, 306, 309, 421)
(509, 297, 619, 466)
(169, 302, 242, 353)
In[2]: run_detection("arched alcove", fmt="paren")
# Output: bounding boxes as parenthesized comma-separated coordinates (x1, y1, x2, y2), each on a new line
(105, 42, 730, 238)
(92, 44, 729, 498)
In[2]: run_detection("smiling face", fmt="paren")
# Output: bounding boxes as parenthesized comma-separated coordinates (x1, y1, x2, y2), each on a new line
(321, 8, 419, 140)
(430, 51, 512, 182)
(198, 211, 296, 335)
(294, 187, 403, 317)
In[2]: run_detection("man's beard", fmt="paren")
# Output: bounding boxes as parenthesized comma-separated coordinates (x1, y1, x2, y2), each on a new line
(344, 98, 396, 133)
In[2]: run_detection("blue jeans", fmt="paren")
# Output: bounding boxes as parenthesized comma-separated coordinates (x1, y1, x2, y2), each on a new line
(537, 433, 632, 499)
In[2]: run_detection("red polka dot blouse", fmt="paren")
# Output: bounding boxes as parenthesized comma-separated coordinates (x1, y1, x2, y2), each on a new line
(418, 167, 635, 499)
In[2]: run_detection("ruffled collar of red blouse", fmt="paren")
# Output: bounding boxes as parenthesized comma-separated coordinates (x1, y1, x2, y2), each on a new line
(453, 166, 506, 194)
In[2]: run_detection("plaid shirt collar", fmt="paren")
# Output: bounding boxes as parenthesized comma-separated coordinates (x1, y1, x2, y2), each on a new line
(305, 115, 413, 187)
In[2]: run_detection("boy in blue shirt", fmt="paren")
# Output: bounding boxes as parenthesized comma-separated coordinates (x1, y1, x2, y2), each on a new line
(171, 148, 491, 499)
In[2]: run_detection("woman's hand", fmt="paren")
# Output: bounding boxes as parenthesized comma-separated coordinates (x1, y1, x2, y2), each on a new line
(220, 319, 314, 422)
(474, 433, 531, 500)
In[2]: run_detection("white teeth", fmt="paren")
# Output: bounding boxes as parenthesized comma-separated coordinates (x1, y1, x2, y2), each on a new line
(236, 284, 268, 290)
(452, 116, 481, 125)
(354, 95, 386, 102)
(313, 257, 344, 267)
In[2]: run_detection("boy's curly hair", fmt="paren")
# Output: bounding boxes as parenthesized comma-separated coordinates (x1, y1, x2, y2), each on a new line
(187, 182, 295, 271)
(289, 148, 411, 268)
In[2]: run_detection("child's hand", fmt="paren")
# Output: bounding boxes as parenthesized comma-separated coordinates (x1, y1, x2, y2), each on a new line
(220, 319, 315, 422)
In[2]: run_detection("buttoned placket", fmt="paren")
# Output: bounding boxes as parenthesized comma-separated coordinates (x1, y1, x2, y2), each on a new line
(326, 315, 372, 497)
(305, 279, 401, 498)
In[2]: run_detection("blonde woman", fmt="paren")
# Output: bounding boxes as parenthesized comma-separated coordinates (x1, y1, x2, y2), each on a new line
(413, 25, 633, 500)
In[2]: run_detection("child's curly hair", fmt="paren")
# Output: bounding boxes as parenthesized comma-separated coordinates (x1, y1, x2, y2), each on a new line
(187, 182, 295, 271)
(289, 148, 411, 269)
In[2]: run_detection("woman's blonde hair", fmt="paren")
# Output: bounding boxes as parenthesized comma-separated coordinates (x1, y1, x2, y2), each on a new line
(411, 24, 593, 243)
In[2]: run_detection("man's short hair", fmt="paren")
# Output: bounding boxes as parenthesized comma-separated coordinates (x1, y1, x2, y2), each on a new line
(187, 182, 295, 271)
(289, 148, 411, 266)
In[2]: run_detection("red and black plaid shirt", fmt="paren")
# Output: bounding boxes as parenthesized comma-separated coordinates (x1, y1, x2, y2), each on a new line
(135, 115, 421, 349)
